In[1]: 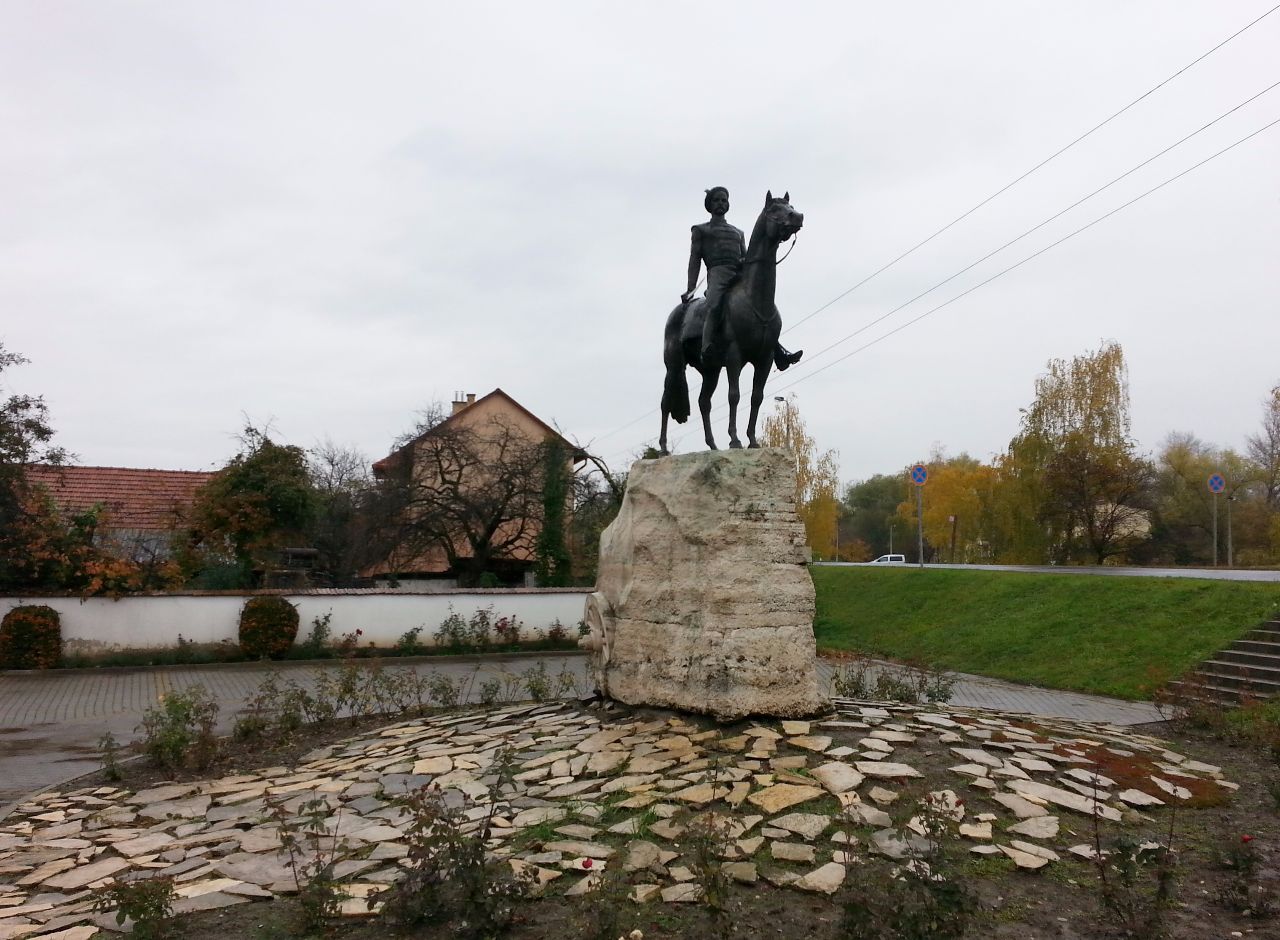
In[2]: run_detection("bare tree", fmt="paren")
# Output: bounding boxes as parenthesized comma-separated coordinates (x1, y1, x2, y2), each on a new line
(371, 413, 551, 587)
(307, 440, 373, 586)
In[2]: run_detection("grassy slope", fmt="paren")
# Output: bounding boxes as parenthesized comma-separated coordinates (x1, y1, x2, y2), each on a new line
(811, 567, 1280, 700)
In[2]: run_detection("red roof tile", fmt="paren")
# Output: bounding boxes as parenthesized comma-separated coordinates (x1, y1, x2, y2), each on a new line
(25, 465, 217, 531)
(372, 388, 582, 476)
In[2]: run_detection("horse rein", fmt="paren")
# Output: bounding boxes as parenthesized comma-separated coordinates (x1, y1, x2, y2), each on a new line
(743, 230, 799, 267)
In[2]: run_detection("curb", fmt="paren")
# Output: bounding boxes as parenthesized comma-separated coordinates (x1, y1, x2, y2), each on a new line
(0, 753, 149, 824)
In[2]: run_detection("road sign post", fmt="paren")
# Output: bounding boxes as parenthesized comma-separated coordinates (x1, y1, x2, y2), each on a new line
(911, 464, 928, 568)
(1208, 473, 1226, 567)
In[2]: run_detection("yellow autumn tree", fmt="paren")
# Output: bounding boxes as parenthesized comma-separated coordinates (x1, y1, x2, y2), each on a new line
(761, 395, 842, 560)
(894, 453, 996, 563)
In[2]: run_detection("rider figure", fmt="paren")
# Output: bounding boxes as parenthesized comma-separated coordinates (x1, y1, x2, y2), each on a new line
(682, 186, 803, 370)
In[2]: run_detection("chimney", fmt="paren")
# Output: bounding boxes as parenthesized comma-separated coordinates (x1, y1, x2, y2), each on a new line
(451, 391, 477, 416)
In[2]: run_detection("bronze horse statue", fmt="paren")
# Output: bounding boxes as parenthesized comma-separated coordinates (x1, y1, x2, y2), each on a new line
(659, 191, 804, 452)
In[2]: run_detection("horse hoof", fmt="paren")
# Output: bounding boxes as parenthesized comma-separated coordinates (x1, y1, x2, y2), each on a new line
(729, 440, 743, 450)
(747, 441, 760, 449)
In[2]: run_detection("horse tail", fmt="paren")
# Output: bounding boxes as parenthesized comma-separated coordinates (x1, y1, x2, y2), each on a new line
(662, 304, 691, 423)
(663, 364, 690, 423)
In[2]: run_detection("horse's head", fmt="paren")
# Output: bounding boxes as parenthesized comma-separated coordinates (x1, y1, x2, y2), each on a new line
(763, 190, 804, 240)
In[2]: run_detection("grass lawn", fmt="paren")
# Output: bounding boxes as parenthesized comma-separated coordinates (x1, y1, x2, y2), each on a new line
(811, 566, 1280, 700)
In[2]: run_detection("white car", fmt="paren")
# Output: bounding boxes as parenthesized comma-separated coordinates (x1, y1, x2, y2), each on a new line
(869, 554, 906, 565)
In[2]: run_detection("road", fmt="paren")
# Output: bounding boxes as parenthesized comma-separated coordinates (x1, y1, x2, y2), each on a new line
(814, 562, 1280, 582)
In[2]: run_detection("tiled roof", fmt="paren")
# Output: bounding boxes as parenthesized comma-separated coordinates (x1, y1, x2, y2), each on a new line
(25, 465, 217, 531)
(373, 388, 582, 476)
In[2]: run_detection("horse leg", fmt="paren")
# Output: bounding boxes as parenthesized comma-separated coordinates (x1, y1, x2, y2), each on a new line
(726, 363, 743, 449)
(659, 409, 669, 456)
(746, 361, 771, 448)
(699, 369, 720, 450)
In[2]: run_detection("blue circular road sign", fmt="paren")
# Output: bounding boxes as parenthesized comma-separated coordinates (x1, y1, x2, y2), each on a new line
(910, 464, 928, 486)
(1208, 473, 1226, 493)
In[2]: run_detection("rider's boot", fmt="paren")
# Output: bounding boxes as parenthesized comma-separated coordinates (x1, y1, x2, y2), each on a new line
(702, 319, 723, 362)
(774, 345, 803, 371)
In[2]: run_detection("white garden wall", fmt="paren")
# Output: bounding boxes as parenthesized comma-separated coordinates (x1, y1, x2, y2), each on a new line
(0, 589, 591, 653)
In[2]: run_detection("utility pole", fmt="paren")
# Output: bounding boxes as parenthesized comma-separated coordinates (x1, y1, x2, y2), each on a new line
(949, 514, 958, 564)
(1227, 494, 1235, 568)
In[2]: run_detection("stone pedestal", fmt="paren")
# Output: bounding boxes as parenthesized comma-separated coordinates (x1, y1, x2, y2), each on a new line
(580, 448, 827, 721)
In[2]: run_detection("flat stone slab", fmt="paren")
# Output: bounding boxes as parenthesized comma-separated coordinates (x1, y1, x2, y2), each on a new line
(1007, 816, 1059, 840)
(747, 784, 824, 814)
(44, 858, 129, 891)
(1006, 779, 1122, 822)
(855, 761, 922, 779)
(769, 813, 829, 841)
(794, 862, 846, 894)
(770, 842, 816, 863)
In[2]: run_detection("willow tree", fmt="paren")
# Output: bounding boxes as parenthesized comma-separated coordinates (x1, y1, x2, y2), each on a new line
(1001, 341, 1154, 564)
(762, 395, 842, 560)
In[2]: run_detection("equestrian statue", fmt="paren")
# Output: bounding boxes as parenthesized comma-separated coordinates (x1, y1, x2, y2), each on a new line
(659, 187, 804, 453)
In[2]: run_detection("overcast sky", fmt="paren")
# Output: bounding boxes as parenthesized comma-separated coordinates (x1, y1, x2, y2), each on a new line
(3, 2, 1278, 487)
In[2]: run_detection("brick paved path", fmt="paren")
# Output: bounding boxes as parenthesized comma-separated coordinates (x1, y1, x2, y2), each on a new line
(0, 654, 1161, 806)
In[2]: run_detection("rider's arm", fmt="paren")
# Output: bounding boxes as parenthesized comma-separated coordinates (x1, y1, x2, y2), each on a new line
(682, 227, 702, 301)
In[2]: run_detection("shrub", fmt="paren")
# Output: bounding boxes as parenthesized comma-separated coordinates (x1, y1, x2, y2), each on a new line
(396, 626, 426, 656)
(298, 612, 332, 658)
(98, 732, 126, 782)
(0, 605, 62, 670)
(138, 685, 219, 771)
(379, 752, 531, 935)
(92, 875, 176, 940)
(237, 596, 300, 659)
(267, 795, 353, 933)
(435, 609, 469, 649)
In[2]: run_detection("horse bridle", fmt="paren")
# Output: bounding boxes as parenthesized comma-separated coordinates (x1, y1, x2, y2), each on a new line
(744, 230, 799, 267)
(743, 209, 802, 267)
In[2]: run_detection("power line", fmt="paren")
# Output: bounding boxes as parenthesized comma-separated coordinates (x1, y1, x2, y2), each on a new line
(783, 1, 1280, 336)
(600, 98, 1280, 466)
(789, 78, 1280, 375)
(768, 113, 1280, 397)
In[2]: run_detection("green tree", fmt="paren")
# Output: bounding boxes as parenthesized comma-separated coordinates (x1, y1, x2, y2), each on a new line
(0, 345, 73, 590)
(566, 453, 625, 584)
(843, 474, 909, 559)
(183, 427, 315, 587)
(533, 439, 572, 586)
(1151, 433, 1272, 566)
(762, 395, 842, 560)
(1001, 341, 1154, 564)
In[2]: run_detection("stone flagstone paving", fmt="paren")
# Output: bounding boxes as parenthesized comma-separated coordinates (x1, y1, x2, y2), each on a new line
(0, 698, 1234, 938)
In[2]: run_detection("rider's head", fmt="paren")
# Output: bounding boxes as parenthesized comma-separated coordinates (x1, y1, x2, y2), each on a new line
(704, 187, 730, 215)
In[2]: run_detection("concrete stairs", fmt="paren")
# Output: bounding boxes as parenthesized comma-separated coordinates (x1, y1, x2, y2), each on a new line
(1166, 619, 1280, 705)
